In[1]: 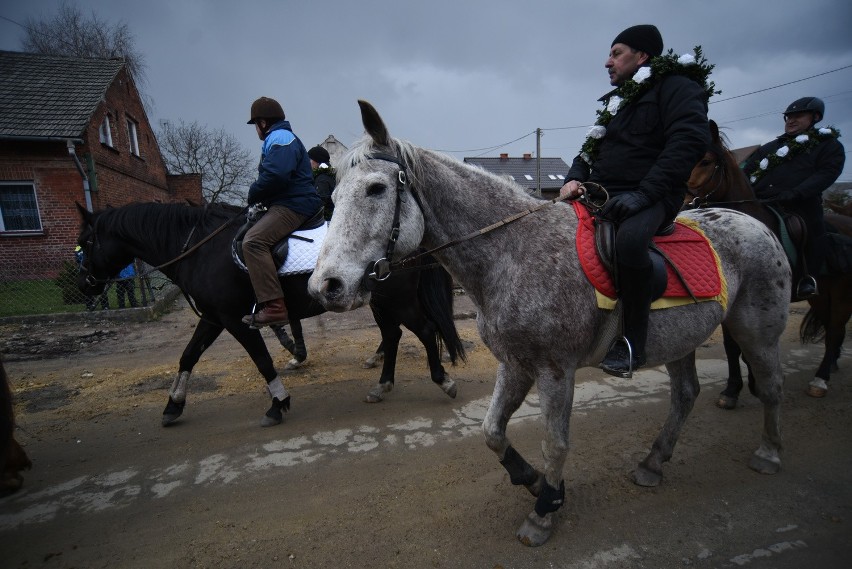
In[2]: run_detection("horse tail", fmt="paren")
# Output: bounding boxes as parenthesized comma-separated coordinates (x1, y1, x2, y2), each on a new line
(799, 306, 826, 345)
(417, 258, 467, 364)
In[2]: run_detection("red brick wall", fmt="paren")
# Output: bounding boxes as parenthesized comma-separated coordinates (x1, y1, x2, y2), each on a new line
(0, 67, 200, 280)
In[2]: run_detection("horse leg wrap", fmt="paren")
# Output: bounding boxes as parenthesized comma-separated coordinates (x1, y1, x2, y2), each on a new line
(169, 371, 191, 403)
(500, 446, 540, 487)
(266, 376, 290, 402)
(534, 479, 565, 517)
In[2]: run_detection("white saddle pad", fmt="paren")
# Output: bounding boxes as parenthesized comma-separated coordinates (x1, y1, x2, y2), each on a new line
(233, 222, 327, 276)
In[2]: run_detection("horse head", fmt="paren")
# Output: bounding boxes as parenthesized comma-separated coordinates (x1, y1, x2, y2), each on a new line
(685, 120, 754, 208)
(309, 101, 425, 312)
(75, 203, 135, 295)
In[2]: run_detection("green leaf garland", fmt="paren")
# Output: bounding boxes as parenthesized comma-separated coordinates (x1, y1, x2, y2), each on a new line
(745, 126, 841, 184)
(579, 46, 719, 166)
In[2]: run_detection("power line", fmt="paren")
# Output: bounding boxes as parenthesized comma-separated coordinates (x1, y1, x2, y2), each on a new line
(711, 64, 852, 104)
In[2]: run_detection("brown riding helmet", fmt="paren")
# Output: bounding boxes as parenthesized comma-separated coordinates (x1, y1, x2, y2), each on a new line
(247, 97, 285, 124)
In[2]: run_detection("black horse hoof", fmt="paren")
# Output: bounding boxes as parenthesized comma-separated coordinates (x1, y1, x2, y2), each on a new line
(162, 397, 186, 426)
(260, 396, 291, 427)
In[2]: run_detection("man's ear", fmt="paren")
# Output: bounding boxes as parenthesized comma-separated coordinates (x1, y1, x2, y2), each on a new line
(637, 51, 650, 66)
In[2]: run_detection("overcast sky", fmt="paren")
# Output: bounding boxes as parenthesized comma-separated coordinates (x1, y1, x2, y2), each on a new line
(2, 0, 851, 180)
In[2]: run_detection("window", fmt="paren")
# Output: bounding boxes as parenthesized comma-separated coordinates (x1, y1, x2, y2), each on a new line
(524, 174, 534, 181)
(99, 114, 113, 147)
(0, 183, 42, 232)
(548, 175, 557, 180)
(127, 117, 140, 156)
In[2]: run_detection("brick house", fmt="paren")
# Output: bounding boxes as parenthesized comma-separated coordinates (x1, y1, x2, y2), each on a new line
(464, 153, 570, 199)
(0, 50, 202, 281)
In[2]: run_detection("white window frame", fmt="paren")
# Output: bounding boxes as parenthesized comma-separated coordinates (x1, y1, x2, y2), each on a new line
(127, 117, 140, 156)
(99, 114, 113, 147)
(0, 181, 43, 233)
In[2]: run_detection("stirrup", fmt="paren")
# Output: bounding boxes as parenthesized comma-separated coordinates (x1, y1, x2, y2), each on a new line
(600, 336, 636, 379)
(796, 275, 818, 299)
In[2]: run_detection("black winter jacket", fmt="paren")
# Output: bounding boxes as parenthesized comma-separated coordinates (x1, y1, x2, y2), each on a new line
(567, 74, 710, 219)
(741, 132, 845, 204)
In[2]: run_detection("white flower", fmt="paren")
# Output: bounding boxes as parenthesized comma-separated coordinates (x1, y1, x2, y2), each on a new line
(677, 53, 696, 65)
(819, 127, 832, 135)
(750, 175, 757, 183)
(759, 158, 769, 170)
(633, 67, 651, 83)
(580, 152, 591, 164)
(606, 96, 622, 113)
(586, 125, 606, 139)
(776, 146, 789, 158)
(795, 134, 809, 144)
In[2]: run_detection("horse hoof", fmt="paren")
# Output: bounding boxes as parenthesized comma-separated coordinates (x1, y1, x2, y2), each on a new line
(516, 512, 554, 547)
(363, 354, 383, 369)
(807, 378, 828, 398)
(440, 378, 457, 399)
(365, 383, 392, 403)
(260, 397, 289, 427)
(748, 452, 781, 475)
(284, 357, 305, 371)
(715, 395, 737, 410)
(162, 398, 186, 426)
(631, 464, 662, 487)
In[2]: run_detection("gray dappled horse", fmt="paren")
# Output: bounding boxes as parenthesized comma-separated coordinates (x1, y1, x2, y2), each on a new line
(308, 100, 791, 546)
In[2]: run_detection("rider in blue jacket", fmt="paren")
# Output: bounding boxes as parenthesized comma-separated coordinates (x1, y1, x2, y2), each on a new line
(242, 97, 323, 328)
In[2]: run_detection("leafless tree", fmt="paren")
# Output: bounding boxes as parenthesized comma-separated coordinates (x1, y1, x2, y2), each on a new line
(158, 120, 254, 205)
(21, 0, 148, 97)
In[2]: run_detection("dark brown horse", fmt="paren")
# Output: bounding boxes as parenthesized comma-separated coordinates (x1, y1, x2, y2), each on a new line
(1, 357, 32, 495)
(686, 121, 852, 405)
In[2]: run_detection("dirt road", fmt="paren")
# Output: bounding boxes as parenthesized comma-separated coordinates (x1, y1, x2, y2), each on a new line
(1, 296, 850, 569)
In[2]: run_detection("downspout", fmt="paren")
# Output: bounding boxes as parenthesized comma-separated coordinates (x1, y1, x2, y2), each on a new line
(67, 140, 93, 212)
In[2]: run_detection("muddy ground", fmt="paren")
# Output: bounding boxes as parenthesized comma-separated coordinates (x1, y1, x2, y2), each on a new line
(0, 296, 850, 569)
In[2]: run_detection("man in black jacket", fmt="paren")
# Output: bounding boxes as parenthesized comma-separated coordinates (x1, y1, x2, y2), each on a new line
(308, 145, 336, 220)
(741, 97, 845, 298)
(560, 24, 711, 378)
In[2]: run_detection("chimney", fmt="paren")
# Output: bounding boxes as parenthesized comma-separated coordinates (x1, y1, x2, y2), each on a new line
(499, 153, 509, 160)
(523, 153, 532, 160)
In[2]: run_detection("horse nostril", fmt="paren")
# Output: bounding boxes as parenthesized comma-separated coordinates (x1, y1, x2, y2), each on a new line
(322, 277, 344, 300)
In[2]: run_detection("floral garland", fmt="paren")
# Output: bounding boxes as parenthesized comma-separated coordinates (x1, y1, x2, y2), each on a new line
(746, 126, 841, 184)
(579, 46, 719, 165)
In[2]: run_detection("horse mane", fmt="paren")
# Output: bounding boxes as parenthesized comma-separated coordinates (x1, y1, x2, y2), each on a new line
(340, 134, 526, 199)
(92, 202, 237, 244)
(707, 121, 755, 199)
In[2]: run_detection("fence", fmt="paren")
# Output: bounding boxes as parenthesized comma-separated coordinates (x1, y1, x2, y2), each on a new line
(0, 257, 174, 319)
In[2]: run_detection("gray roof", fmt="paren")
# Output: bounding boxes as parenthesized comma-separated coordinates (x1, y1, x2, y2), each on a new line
(464, 156, 570, 189)
(0, 50, 125, 140)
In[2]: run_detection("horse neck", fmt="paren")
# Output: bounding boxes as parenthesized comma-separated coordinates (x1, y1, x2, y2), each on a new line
(416, 154, 575, 298)
(714, 160, 777, 229)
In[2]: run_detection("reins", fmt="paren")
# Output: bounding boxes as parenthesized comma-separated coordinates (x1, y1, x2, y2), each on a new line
(364, 152, 602, 282)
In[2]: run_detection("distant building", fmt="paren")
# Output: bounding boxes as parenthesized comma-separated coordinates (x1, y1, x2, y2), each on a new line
(316, 134, 348, 169)
(464, 153, 570, 199)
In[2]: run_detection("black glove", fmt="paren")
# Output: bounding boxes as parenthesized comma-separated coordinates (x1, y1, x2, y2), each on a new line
(772, 189, 797, 203)
(601, 191, 651, 222)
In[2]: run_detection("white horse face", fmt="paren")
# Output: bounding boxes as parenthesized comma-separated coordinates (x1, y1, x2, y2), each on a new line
(309, 102, 424, 311)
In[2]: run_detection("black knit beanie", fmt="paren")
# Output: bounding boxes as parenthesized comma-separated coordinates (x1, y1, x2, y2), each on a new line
(308, 145, 331, 165)
(611, 25, 663, 57)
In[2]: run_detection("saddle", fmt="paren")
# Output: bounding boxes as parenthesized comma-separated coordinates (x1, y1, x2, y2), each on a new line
(232, 208, 326, 272)
(572, 202, 725, 310)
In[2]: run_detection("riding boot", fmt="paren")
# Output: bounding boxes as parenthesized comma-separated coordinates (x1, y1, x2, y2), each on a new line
(243, 297, 289, 328)
(600, 264, 652, 378)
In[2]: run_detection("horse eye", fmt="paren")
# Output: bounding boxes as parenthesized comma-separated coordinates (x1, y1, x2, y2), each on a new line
(699, 159, 713, 167)
(366, 183, 386, 197)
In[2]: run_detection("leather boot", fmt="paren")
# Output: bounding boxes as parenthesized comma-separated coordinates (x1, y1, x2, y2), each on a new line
(243, 298, 289, 328)
(601, 264, 652, 378)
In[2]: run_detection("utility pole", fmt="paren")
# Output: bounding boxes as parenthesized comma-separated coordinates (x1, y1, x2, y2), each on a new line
(536, 128, 542, 197)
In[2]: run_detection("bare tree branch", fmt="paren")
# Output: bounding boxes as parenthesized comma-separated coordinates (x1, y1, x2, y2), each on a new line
(157, 120, 254, 205)
(21, 0, 149, 102)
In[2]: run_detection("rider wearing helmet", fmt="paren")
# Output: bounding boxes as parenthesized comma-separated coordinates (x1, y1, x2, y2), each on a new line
(741, 96, 845, 298)
(242, 97, 323, 327)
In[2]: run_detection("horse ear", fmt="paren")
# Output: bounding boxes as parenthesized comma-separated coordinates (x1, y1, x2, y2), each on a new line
(75, 202, 93, 224)
(708, 120, 720, 144)
(358, 100, 391, 147)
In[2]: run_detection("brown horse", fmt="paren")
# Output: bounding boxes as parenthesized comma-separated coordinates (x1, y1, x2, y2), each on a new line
(686, 121, 852, 404)
(1, 357, 32, 495)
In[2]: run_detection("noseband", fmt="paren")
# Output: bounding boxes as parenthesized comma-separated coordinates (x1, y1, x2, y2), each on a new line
(685, 158, 723, 208)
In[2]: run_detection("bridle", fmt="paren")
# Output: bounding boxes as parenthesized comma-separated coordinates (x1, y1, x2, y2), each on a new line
(684, 151, 767, 209)
(362, 151, 592, 283)
(79, 205, 246, 287)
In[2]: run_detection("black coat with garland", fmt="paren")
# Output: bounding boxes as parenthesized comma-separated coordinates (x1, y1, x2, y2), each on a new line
(567, 74, 710, 219)
(313, 168, 336, 220)
(741, 133, 845, 204)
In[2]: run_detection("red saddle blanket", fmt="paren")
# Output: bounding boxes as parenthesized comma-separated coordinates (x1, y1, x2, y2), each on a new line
(572, 201, 723, 302)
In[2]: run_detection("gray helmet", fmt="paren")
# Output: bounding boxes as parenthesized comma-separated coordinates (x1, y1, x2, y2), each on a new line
(784, 97, 824, 123)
